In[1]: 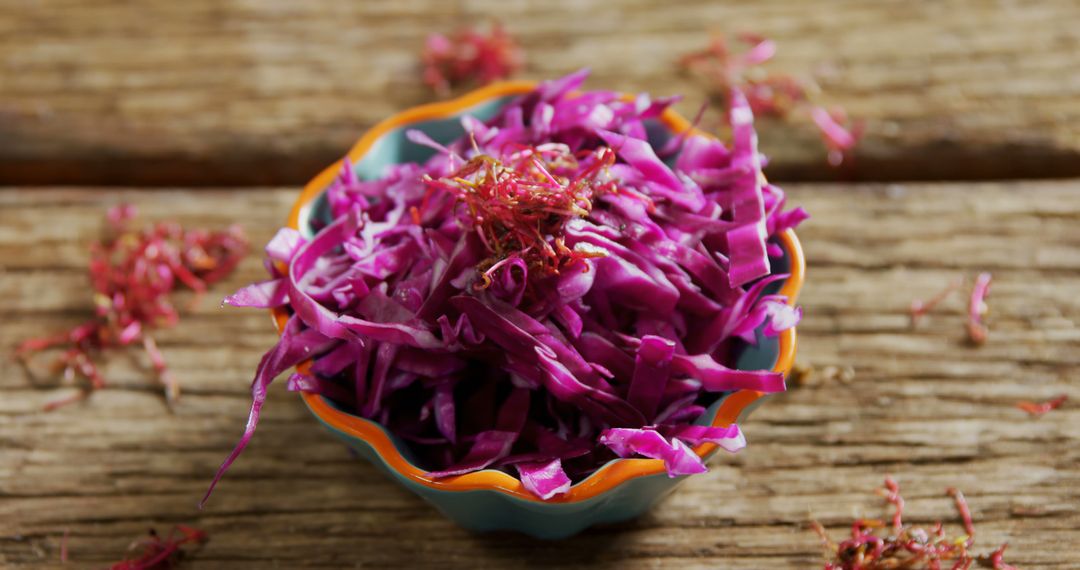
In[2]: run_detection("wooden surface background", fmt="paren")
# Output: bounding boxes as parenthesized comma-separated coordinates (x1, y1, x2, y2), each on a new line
(2, 1, 1079, 569)
(1, 0, 1079, 185)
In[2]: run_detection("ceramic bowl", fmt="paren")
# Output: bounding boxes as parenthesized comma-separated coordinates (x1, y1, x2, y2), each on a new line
(273, 82, 804, 539)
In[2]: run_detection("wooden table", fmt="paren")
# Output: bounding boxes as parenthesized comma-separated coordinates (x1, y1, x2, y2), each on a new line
(1, 0, 1078, 185)
(3, 183, 1078, 569)
(2, 1, 1079, 568)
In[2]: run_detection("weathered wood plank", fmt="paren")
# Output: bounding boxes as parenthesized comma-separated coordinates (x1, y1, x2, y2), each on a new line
(1, 182, 1078, 568)
(1, 0, 1078, 186)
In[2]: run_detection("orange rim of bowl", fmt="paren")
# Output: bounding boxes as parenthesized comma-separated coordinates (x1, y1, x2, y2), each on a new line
(272, 81, 805, 503)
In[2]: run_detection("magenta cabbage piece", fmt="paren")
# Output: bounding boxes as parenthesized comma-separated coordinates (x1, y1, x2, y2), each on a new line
(203, 70, 805, 504)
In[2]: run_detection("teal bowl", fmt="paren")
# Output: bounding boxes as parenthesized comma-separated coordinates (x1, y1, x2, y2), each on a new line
(279, 82, 804, 540)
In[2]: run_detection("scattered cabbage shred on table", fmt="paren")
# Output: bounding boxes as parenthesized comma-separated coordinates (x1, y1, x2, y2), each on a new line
(204, 70, 807, 503)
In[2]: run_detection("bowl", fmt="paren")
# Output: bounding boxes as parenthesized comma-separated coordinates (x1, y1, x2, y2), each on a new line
(273, 81, 804, 539)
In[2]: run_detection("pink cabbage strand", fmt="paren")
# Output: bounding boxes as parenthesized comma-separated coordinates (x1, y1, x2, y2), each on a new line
(967, 272, 992, 345)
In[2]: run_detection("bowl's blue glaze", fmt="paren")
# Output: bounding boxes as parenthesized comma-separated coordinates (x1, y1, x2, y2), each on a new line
(293, 88, 797, 539)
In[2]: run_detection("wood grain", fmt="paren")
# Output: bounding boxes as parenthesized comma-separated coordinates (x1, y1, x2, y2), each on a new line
(1, 0, 1079, 186)
(1, 182, 1078, 568)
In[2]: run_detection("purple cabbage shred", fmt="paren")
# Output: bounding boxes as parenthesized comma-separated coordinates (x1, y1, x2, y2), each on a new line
(203, 70, 806, 503)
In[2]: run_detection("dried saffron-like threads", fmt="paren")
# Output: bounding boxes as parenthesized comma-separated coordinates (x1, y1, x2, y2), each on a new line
(679, 33, 788, 113)
(109, 526, 208, 570)
(16, 205, 248, 410)
(421, 22, 523, 97)
(909, 274, 995, 345)
(680, 32, 864, 166)
(421, 145, 616, 283)
(812, 478, 1018, 569)
(910, 277, 964, 327)
(1016, 394, 1067, 417)
(60, 529, 69, 563)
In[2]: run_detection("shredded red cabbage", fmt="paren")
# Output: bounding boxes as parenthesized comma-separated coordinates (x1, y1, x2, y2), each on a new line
(204, 70, 806, 503)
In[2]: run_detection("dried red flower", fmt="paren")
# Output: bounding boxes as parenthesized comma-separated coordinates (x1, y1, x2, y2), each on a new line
(110, 526, 208, 570)
(421, 22, 523, 97)
(679, 32, 862, 167)
(16, 205, 248, 410)
(1016, 394, 1067, 417)
(812, 478, 1018, 569)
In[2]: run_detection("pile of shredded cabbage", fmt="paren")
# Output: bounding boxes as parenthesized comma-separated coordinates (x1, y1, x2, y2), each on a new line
(203, 70, 807, 503)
